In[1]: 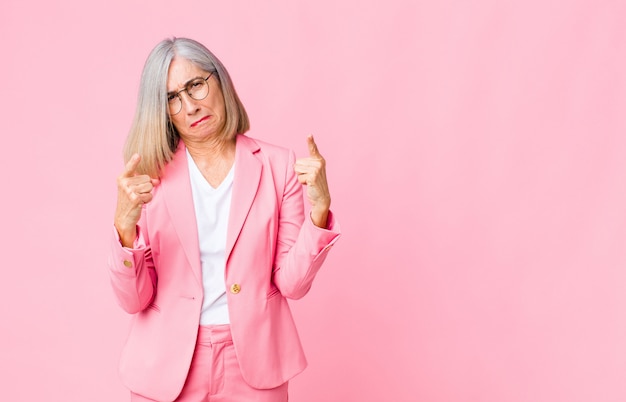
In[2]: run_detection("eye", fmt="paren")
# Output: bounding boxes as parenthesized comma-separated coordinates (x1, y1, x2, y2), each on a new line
(190, 80, 204, 89)
(167, 93, 178, 102)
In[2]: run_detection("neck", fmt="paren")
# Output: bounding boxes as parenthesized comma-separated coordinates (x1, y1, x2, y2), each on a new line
(183, 135, 237, 188)
(184, 135, 236, 164)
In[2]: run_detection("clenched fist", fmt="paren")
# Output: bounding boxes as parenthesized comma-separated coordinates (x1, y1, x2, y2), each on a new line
(114, 154, 160, 247)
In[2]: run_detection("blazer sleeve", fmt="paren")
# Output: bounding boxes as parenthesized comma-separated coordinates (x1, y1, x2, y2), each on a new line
(108, 217, 157, 314)
(271, 150, 341, 300)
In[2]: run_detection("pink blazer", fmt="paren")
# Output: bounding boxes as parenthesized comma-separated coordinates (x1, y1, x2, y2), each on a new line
(108, 134, 340, 401)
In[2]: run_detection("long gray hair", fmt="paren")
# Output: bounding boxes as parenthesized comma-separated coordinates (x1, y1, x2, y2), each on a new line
(123, 37, 250, 177)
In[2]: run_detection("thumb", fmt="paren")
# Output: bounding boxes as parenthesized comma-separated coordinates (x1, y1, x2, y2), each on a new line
(122, 154, 141, 177)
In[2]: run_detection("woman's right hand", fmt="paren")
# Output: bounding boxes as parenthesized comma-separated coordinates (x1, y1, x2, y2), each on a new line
(114, 154, 159, 247)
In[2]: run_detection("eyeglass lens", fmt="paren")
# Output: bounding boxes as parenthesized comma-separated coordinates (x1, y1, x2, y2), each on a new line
(168, 77, 210, 115)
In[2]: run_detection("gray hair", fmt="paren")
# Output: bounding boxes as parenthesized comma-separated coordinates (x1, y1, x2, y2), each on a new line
(123, 37, 250, 177)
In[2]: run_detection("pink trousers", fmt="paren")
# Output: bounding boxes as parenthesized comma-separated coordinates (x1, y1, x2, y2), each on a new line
(131, 324, 289, 402)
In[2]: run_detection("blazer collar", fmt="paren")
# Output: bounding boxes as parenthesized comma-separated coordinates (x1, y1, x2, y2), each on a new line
(160, 141, 202, 288)
(226, 135, 262, 261)
(160, 135, 262, 283)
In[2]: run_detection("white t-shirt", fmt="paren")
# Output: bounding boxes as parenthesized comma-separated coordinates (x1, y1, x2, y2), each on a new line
(186, 149, 234, 325)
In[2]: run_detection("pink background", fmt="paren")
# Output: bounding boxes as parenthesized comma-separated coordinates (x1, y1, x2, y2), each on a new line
(1, 0, 625, 401)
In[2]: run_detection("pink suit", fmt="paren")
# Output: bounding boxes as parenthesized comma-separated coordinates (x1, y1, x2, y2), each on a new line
(108, 134, 340, 401)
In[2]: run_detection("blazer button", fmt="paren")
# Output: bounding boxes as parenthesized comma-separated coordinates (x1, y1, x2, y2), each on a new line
(123, 260, 133, 268)
(230, 283, 241, 294)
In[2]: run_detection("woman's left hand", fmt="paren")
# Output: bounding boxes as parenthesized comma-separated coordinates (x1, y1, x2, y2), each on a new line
(294, 135, 331, 228)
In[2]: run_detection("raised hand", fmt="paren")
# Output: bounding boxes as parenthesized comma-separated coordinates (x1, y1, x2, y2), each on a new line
(294, 135, 331, 228)
(114, 154, 160, 247)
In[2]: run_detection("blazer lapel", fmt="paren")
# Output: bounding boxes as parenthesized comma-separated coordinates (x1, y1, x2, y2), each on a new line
(160, 142, 202, 288)
(226, 135, 262, 262)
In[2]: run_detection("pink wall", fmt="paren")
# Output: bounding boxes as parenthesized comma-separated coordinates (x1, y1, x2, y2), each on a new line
(1, 0, 625, 401)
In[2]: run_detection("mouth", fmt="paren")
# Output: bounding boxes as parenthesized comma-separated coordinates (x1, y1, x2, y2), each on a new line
(191, 115, 211, 128)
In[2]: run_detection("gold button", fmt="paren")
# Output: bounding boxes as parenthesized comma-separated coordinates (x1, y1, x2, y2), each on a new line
(230, 283, 241, 294)
(123, 260, 133, 268)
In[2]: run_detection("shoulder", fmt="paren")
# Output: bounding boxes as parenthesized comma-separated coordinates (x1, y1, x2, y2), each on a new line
(238, 134, 295, 164)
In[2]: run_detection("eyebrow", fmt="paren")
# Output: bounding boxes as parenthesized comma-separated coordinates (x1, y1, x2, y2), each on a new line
(167, 76, 205, 95)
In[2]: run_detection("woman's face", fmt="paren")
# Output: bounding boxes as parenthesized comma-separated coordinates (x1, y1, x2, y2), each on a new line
(166, 57, 226, 143)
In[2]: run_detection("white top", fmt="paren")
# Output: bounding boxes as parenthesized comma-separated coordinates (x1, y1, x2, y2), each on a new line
(186, 149, 234, 325)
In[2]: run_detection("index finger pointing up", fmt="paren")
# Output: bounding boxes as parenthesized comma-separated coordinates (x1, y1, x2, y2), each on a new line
(308, 135, 322, 158)
(122, 154, 141, 178)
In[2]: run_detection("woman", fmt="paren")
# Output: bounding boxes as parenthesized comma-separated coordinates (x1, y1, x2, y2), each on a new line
(108, 37, 340, 402)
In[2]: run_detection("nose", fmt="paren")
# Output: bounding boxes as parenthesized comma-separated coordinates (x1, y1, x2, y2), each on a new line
(180, 92, 200, 114)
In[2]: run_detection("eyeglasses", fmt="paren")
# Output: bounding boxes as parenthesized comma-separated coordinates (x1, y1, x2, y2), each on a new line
(167, 72, 213, 115)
